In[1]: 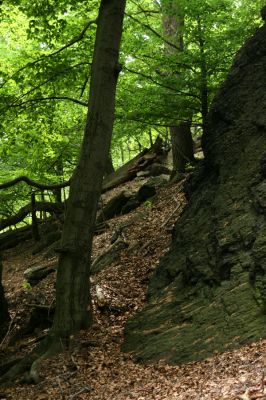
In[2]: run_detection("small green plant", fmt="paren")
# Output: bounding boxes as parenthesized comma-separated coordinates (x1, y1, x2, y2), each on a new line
(144, 199, 153, 208)
(185, 162, 195, 172)
(22, 281, 32, 290)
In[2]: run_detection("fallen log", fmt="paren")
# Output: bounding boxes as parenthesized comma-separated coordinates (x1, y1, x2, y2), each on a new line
(0, 226, 33, 251)
(102, 137, 167, 192)
(0, 176, 70, 191)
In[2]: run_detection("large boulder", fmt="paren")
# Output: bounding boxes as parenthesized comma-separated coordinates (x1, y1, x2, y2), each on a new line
(123, 19, 266, 364)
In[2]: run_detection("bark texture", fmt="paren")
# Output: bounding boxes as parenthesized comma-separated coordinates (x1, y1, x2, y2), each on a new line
(170, 122, 194, 173)
(51, 0, 126, 338)
(123, 21, 266, 364)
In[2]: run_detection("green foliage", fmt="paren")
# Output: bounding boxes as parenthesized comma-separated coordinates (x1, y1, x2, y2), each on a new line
(22, 281, 32, 290)
(144, 199, 153, 208)
(0, 0, 264, 224)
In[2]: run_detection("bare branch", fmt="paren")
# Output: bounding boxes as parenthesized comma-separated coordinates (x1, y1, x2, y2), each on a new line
(0, 201, 64, 231)
(9, 96, 88, 108)
(0, 176, 70, 191)
(126, 13, 181, 52)
(0, 19, 97, 90)
(49, 19, 97, 58)
(124, 66, 200, 99)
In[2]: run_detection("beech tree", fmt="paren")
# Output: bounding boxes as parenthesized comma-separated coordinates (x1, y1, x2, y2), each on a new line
(0, 0, 126, 383)
(161, 0, 195, 173)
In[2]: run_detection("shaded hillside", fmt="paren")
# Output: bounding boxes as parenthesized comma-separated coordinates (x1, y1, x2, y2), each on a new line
(2, 177, 266, 400)
(123, 18, 266, 363)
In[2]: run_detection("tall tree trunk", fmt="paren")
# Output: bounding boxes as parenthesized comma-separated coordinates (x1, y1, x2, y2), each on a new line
(197, 17, 208, 134)
(0, 255, 9, 341)
(170, 121, 194, 173)
(31, 192, 40, 242)
(105, 153, 115, 176)
(53, 158, 64, 203)
(162, 1, 195, 174)
(51, 0, 126, 339)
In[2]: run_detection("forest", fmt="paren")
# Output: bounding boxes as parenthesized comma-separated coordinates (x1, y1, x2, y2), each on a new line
(0, 0, 266, 398)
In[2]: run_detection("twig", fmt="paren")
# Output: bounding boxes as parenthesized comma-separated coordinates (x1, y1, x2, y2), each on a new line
(25, 303, 52, 309)
(69, 386, 91, 399)
(0, 313, 16, 349)
(57, 376, 65, 400)
(162, 203, 182, 228)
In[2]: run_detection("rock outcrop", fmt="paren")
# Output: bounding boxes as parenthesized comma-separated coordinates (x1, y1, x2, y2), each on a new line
(123, 19, 266, 364)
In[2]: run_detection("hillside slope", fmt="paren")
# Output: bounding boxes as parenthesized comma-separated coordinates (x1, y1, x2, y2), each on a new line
(1, 177, 266, 399)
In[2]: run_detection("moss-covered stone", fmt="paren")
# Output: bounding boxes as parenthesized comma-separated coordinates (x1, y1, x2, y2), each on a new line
(123, 20, 266, 364)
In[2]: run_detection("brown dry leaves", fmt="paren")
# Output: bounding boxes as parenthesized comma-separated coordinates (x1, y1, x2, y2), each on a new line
(1, 178, 266, 400)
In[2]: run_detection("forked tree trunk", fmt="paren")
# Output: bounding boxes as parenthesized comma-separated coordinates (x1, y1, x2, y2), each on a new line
(50, 0, 126, 339)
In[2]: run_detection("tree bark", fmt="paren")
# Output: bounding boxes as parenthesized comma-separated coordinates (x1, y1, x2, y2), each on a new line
(105, 153, 115, 176)
(170, 121, 194, 173)
(50, 0, 126, 339)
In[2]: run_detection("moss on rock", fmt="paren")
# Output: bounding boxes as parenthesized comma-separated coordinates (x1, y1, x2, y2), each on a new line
(123, 21, 266, 364)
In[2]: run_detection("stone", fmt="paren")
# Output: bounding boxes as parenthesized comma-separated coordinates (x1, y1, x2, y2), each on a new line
(24, 263, 57, 286)
(137, 184, 156, 202)
(123, 22, 266, 364)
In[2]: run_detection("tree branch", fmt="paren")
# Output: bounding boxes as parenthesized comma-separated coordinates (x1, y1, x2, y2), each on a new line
(0, 202, 64, 231)
(9, 96, 88, 108)
(126, 13, 181, 52)
(49, 19, 97, 57)
(124, 66, 200, 99)
(0, 176, 70, 191)
(0, 19, 97, 90)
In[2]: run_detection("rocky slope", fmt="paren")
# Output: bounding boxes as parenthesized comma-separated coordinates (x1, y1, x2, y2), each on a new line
(123, 17, 266, 364)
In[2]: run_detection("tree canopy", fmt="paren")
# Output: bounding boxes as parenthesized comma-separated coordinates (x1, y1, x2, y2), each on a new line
(0, 0, 264, 222)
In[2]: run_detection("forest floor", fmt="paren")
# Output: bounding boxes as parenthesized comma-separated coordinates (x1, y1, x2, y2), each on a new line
(1, 177, 266, 400)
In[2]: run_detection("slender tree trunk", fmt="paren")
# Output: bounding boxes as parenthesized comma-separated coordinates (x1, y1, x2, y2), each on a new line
(170, 121, 194, 173)
(0, 254, 9, 341)
(197, 17, 208, 134)
(53, 158, 64, 203)
(148, 130, 153, 147)
(105, 153, 115, 176)
(31, 192, 40, 242)
(120, 143, 125, 164)
(51, 0, 126, 339)
(162, 1, 195, 174)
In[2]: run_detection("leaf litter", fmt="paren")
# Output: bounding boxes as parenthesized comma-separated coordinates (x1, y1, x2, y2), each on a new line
(1, 177, 266, 400)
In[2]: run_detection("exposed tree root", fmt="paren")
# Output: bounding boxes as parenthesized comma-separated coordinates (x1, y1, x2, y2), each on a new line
(0, 335, 68, 386)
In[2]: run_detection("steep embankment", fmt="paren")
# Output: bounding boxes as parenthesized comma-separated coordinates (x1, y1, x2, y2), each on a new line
(123, 20, 266, 364)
